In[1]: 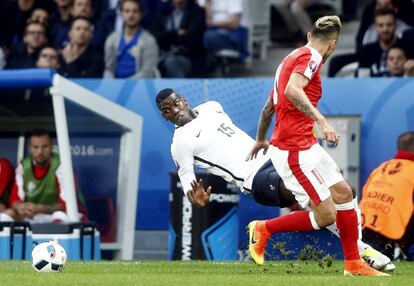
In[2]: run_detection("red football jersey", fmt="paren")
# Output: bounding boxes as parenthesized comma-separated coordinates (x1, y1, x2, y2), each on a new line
(270, 46, 323, 150)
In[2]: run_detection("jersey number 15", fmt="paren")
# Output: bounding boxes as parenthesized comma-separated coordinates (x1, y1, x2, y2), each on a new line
(217, 123, 235, 137)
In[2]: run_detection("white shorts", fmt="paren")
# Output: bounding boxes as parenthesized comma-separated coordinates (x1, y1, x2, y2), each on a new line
(269, 143, 344, 208)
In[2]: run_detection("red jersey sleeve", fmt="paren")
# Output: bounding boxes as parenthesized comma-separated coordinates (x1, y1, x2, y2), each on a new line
(292, 50, 321, 81)
(8, 183, 22, 206)
(8, 164, 24, 206)
(0, 159, 14, 197)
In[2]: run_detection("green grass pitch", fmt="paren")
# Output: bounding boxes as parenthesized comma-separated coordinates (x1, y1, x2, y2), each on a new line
(0, 260, 412, 286)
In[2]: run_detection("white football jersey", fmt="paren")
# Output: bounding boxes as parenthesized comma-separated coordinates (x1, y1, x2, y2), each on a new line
(171, 101, 270, 197)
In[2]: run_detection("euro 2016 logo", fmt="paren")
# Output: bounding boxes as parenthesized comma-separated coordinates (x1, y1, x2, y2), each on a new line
(309, 60, 318, 72)
(47, 244, 56, 258)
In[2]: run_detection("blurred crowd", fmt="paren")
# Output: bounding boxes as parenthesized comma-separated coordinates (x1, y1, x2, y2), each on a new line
(0, 0, 248, 78)
(327, 0, 414, 77)
(0, 0, 413, 79)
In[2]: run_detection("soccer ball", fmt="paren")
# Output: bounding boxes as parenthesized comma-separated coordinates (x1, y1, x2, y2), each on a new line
(31, 241, 67, 273)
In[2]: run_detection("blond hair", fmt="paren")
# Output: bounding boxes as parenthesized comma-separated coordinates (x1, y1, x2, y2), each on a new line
(311, 15, 341, 40)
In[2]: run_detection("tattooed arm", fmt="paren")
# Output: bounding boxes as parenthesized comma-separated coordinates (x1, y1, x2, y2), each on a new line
(285, 72, 339, 145)
(256, 96, 275, 141)
(246, 96, 275, 160)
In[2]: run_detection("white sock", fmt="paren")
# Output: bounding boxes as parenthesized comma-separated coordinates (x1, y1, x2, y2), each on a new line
(326, 197, 370, 254)
(353, 197, 363, 240)
(309, 211, 320, 230)
(325, 223, 339, 237)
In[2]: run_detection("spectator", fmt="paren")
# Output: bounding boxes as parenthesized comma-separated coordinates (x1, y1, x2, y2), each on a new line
(96, 0, 123, 36)
(59, 17, 103, 77)
(359, 131, 414, 260)
(104, 0, 159, 78)
(37, 46, 60, 69)
(197, 0, 247, 57)
(329, 2, 414, 78)
(356, 0, 414, 54)
(0, 0, 42, 49)
(272, 0, 313, 45)
(52, 0, 107, 51)
(73, 0, 108, 51)
(29, 7, 52, 41)
(30, 7, 50, 27)
(97, 0, 166, 40)
(358, 8, 402, 77)
(385, 45, 407, 77)
(0, 157, 14, 221)
(50, 0, 73, 48)
(72, 0, 94, 18)
(5, 20, 48, 69)
(5, 129, 88, 223)
(151, 0, 205, 77)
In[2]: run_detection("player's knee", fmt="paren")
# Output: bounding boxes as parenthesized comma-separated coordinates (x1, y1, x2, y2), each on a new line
(314, 206, 336, 228)
(331, 183, 353, 204)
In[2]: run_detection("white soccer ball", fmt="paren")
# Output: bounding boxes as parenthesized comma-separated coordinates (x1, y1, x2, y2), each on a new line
(31, 241, 67, 273)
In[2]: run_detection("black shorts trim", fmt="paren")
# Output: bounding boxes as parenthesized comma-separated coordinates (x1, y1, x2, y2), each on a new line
(194, 156, 244, 183)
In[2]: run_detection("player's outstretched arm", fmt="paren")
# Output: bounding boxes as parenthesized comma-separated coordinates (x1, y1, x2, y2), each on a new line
(187, 179, 212, 208)
(247, 97, 274, 160)
(285, 73, 339, 145)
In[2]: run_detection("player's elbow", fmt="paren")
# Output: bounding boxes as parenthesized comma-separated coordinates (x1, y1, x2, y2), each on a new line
(284, 84, 297, 101)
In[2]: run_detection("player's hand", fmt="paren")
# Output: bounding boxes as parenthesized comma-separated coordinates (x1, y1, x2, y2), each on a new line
(318, 119, 339, 146)
(24, 202, 37, 218)
(188, 179, 212, 208)
(246, 140, 269, 161)
(14, 203, 27, 217)
(404, 59, 414, 76)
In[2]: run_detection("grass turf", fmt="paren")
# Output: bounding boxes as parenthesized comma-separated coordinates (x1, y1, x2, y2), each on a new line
(0, 260, 412, 286)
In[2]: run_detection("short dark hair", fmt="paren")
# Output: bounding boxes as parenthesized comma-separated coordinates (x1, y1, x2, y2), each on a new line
(28, 128, 52, 144)
(24, 19, 46, 35)
(387, 45, 407, 58)
(155, 88, 183, 106)
(37, 46, 59, 62)
(39, 45, 58, 53)
(397, 131, 414, 151)
(374, 7, 396, 20)
(69, 16, 92, 30)
(29, 128, 50, 138)
(120, 0, 142, 11)
(311, 15, 341, 41)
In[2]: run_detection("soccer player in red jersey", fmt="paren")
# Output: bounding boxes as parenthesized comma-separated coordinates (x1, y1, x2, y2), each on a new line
(247, 15, 388, 276)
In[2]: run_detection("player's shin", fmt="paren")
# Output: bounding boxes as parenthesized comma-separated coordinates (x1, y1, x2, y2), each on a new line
(325, 222, 368, 254)
(326, 197, 365, 252)
(265, 211, 319, 234)
(335, 201, 360, 260)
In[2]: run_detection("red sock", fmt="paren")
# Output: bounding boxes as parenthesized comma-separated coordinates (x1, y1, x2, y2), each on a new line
(265, 211, 315, 234)
(336, 209, 360, 260)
